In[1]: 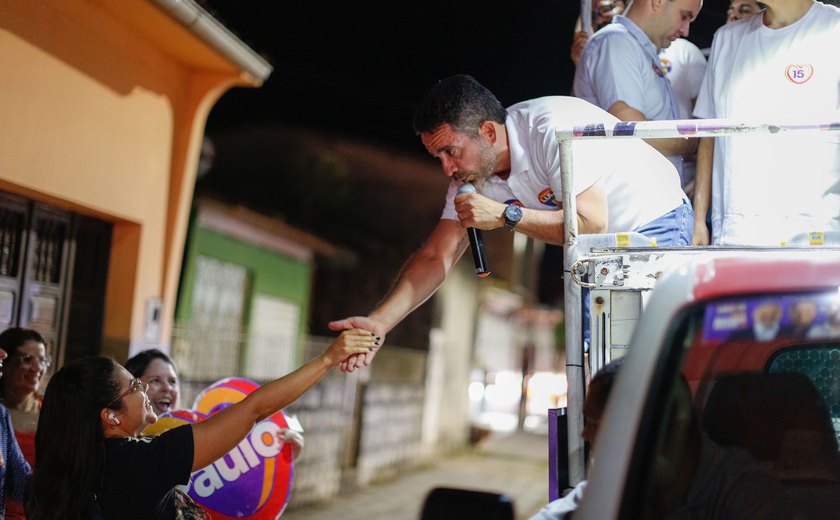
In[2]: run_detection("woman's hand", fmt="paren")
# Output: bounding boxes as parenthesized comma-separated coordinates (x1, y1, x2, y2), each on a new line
(329, 316, 387, 373)
(320, 328, 380, 368)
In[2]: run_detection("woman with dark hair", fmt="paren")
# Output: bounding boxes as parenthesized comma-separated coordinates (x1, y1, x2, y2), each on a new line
(0, 328, 49, 468)
(124, 349, 180, 418)
(26, 329, 378, 520)
(0, 327, 47, 519)
(0, 344, 31, 520)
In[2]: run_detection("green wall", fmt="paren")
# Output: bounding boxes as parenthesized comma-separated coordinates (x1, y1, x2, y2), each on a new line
(176, 225, 312, 344)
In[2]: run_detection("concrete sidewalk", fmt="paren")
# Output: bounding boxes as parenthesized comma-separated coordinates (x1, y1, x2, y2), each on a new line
(281, 430, 550, 520)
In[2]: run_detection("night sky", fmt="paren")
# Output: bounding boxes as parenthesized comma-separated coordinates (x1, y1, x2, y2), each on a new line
(201, 0, 731, 155)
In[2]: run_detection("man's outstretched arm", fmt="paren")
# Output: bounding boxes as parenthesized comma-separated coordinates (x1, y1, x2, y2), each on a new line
(330, 218, 468, 372)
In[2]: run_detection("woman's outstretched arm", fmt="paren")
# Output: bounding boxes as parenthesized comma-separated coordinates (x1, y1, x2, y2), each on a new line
(190, 329, 377, 470)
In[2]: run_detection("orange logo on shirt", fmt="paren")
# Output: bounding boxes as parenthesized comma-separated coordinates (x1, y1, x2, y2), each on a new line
(538, 188, 558, 207)
(785, 64, 814, 84)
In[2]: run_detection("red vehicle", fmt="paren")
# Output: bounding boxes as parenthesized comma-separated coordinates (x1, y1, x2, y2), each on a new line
(575, 250, 840, 519)
(421, 250, 840, 519)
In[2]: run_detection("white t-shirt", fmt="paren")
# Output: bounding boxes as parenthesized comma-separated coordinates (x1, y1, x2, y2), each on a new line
(694, 3, 840, 245)
(659, 38, 707, 120)
(440, 97, 686, 236)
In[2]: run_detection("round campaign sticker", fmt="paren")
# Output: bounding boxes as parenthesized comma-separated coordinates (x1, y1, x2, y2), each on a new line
(145, 378, 294, 519)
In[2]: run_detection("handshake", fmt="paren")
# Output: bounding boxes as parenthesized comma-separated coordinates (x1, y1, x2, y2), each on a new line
(328, 316, 386, 373)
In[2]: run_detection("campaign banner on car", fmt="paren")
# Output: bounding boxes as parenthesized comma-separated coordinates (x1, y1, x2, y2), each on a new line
(144, 377, 294, 519)
(702, 293, 840, 343)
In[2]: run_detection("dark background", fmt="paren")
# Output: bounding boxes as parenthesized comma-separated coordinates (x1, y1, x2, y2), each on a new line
(193, 0, 732, 344)
(201, 0, 731, 155)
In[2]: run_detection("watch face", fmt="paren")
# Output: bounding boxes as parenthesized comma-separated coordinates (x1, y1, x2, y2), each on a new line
(505, 204, 522, 223)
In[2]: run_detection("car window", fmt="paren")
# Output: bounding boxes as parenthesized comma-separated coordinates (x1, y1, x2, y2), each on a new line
(629, 291, 840, 519)
(768, 345, 840, 446)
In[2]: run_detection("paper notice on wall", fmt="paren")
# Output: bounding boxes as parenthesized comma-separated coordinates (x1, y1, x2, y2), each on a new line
(244, 294, 299, 380)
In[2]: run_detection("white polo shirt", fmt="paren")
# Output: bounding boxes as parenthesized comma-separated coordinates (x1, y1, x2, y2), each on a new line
(441, 97, 686, 236)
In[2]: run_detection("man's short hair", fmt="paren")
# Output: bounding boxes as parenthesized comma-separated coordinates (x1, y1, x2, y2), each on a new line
(412, 74, 507, 137)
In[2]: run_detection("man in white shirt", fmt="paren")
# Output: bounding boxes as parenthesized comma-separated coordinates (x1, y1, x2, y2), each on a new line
(692, 0, 840, 246)
(330, 75, 690, 371)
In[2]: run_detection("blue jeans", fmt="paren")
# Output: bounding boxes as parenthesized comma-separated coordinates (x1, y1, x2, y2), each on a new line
(633, 199, 694, 247)
(582, 199, 694, 346)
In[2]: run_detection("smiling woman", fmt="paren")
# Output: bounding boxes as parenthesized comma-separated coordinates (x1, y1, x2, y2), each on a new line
(124, 349, 180, 417)
(0, 329, 36, 520)
(0, 328, 49, 468)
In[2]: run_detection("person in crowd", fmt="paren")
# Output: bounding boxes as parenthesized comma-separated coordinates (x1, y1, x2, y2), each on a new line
(124, 349, 179, 417)
(25, 329, 377, 520)
(0, 345, 32, 520)
(124, 348, 305, 460)
(0, 406, 29, 520)
(727, 0, 763, 22)
(691, 0, 840, 246)
(570, 0, 626, 66)
(331, 74, 691, 372)
(530, 357, 624, 520)
(0, 328, 48, 519)
(0, 328, 49, 468)
(573, 0, 703, 180)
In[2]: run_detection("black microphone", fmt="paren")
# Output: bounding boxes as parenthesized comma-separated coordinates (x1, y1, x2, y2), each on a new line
(457, 183, 491, 278)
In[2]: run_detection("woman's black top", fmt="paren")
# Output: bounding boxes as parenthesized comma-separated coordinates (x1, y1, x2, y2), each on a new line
(100, 424, 194, 520)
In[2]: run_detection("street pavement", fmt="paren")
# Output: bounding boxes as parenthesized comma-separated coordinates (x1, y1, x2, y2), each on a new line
(281, 430, 550, 520)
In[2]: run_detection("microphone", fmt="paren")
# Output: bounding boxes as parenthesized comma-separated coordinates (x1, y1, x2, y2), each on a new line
(457, 183, 491, 278)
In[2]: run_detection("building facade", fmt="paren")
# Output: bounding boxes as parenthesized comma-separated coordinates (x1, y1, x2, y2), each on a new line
(0, 0, 270, 364)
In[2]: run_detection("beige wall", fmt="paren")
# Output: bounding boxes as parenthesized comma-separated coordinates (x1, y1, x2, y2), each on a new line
(0, 0, 259, 359)
(426, 261, 480, 449)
